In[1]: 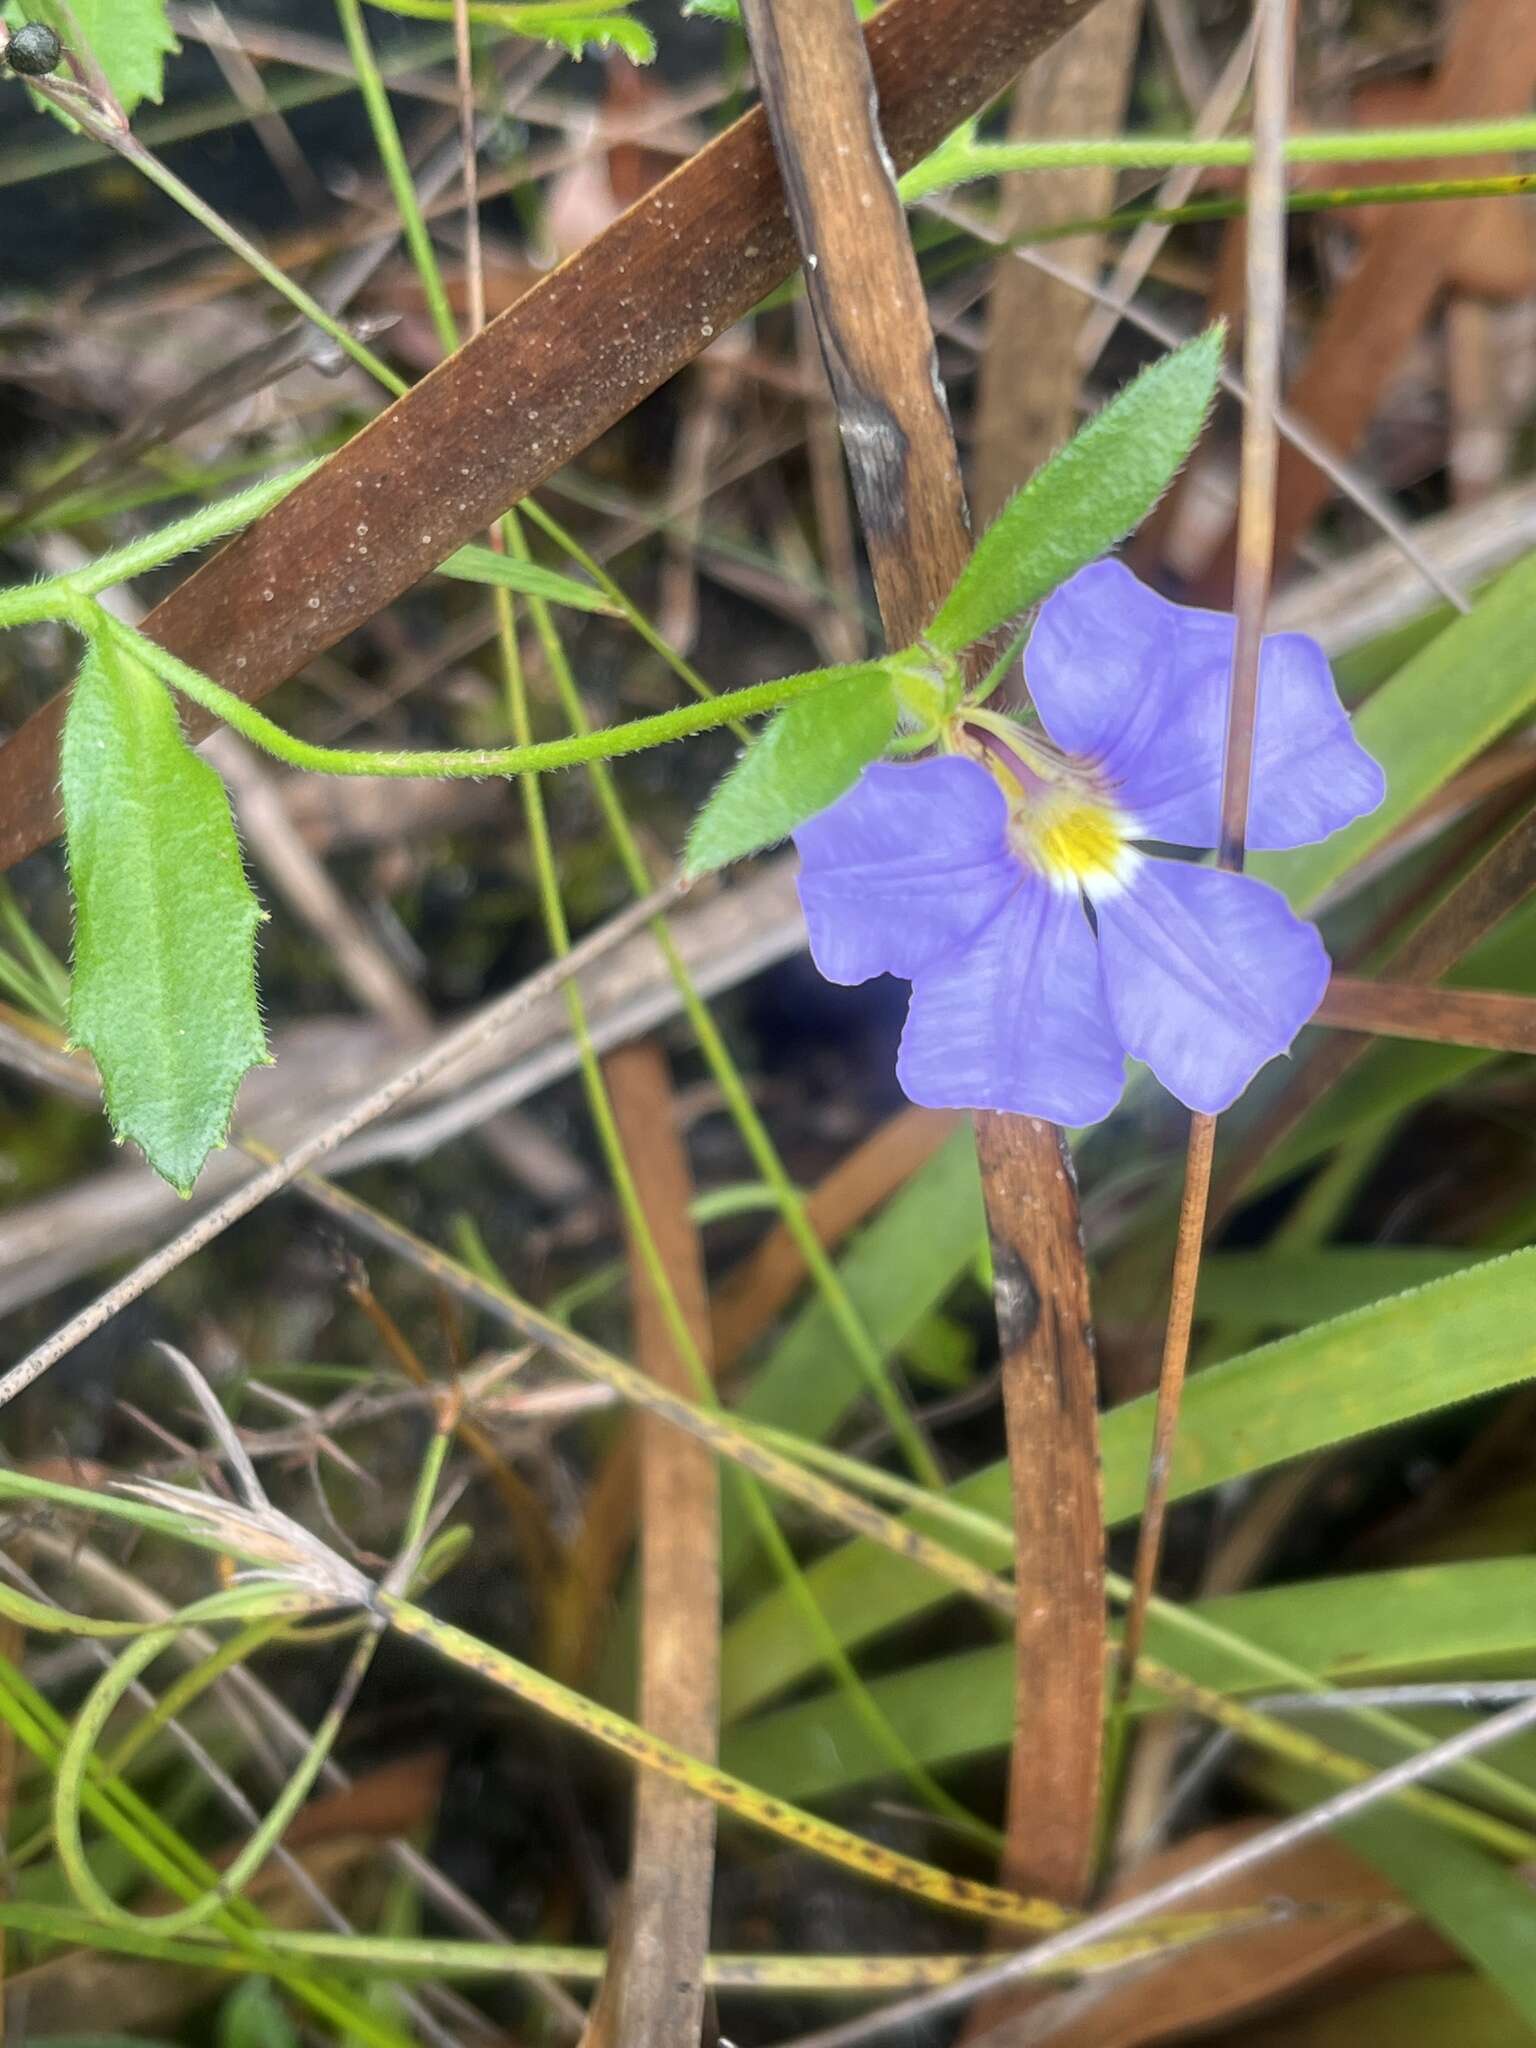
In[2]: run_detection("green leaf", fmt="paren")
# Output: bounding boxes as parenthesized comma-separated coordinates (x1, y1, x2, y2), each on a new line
(722, 1557, 1536, 1793)
(1251, 1760, 1536, 2036)
(13, 0, 177, 116)
(362, 0, 655, 59)
(1236, 1972, 1536, 2048)
(1193, 1246, 1486, 1326)
(434, 543, 620, 616)
(1257, 548, 1536, 911)
(685, 664, 898, 875)
(721, 1244, 1536, 1716)
(61, 635, 268, 1196)
(925, 326, 1224, 655)
(219, 1979, 301, 2048)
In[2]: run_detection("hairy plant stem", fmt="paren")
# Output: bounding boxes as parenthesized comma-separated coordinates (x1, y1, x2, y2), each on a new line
(113, 615, 858, 777)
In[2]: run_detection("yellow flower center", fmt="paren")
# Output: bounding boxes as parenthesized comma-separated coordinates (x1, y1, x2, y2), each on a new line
(1008, 786, 1135, 893)
(954, 714, 1140, 895)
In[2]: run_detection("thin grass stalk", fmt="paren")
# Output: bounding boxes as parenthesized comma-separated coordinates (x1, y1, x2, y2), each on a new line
(493, 540, 991, 1840)
(1114, 0, 1296, 1707)
(333, 0, 459, 359)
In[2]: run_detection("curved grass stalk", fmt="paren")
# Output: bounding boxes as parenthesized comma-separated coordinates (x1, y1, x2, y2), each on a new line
(0, 1579, 161, 1640)
(53, 1590, 355, 1935)
(0, 1642, 413, 2047)
(54, 1415, 458, 1940)
(101, 1616, 315, 1780)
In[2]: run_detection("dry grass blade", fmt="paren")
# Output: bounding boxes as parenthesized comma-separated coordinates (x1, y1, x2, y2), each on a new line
(743, 0, 1106, 1905)
(583, 1042, 720, 2048)
(775, 1688, 1536, 2048)
(960, 1825, 1415, 2047)
(1115, 0, 1295, 1705)
(1315, 976, 1536, 1053)
(1215, 797, 1536, 1222)
(0, 0, 1100, 876)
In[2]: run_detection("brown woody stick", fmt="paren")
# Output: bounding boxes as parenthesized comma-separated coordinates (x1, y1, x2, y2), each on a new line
(0, 0, 1097, 876)
(586, 1042, 720, 2048)
(740, 0, 1105, 1906)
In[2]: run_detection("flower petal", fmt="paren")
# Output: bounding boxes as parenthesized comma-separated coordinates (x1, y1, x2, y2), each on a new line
(794, 757, 1018, 985)
(1094, 857, 1329, 1113)
(896, 876, 1126, 1124)
(1026, 559, 1385, 851)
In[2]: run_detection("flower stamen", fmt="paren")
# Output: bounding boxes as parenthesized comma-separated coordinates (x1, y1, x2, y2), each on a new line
(955, 712, 1137, 895)
(1009, 787, 1138, 894)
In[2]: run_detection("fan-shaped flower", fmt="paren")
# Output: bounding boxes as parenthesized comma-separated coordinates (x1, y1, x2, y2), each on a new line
(793, 559, 1385, 1123)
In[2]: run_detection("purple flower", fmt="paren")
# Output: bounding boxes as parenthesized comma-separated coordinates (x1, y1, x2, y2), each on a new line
(793, 559, 1385, 1123)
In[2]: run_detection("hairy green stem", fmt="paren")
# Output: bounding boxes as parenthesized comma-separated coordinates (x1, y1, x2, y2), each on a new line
(902, 114, 1536, 199)
(112, 616, 857, 777)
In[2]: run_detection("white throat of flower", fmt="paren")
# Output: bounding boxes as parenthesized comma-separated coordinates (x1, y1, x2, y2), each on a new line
(957, 716, 1141, 898)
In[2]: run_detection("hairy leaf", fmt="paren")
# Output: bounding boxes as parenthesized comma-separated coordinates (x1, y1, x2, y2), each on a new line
(926, 326, 1224, 655)
(685, 665, 898, 875)
(62, 636, 268, 1196)
(435, 543, 620, 615)
(13, 0, 177, 115)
